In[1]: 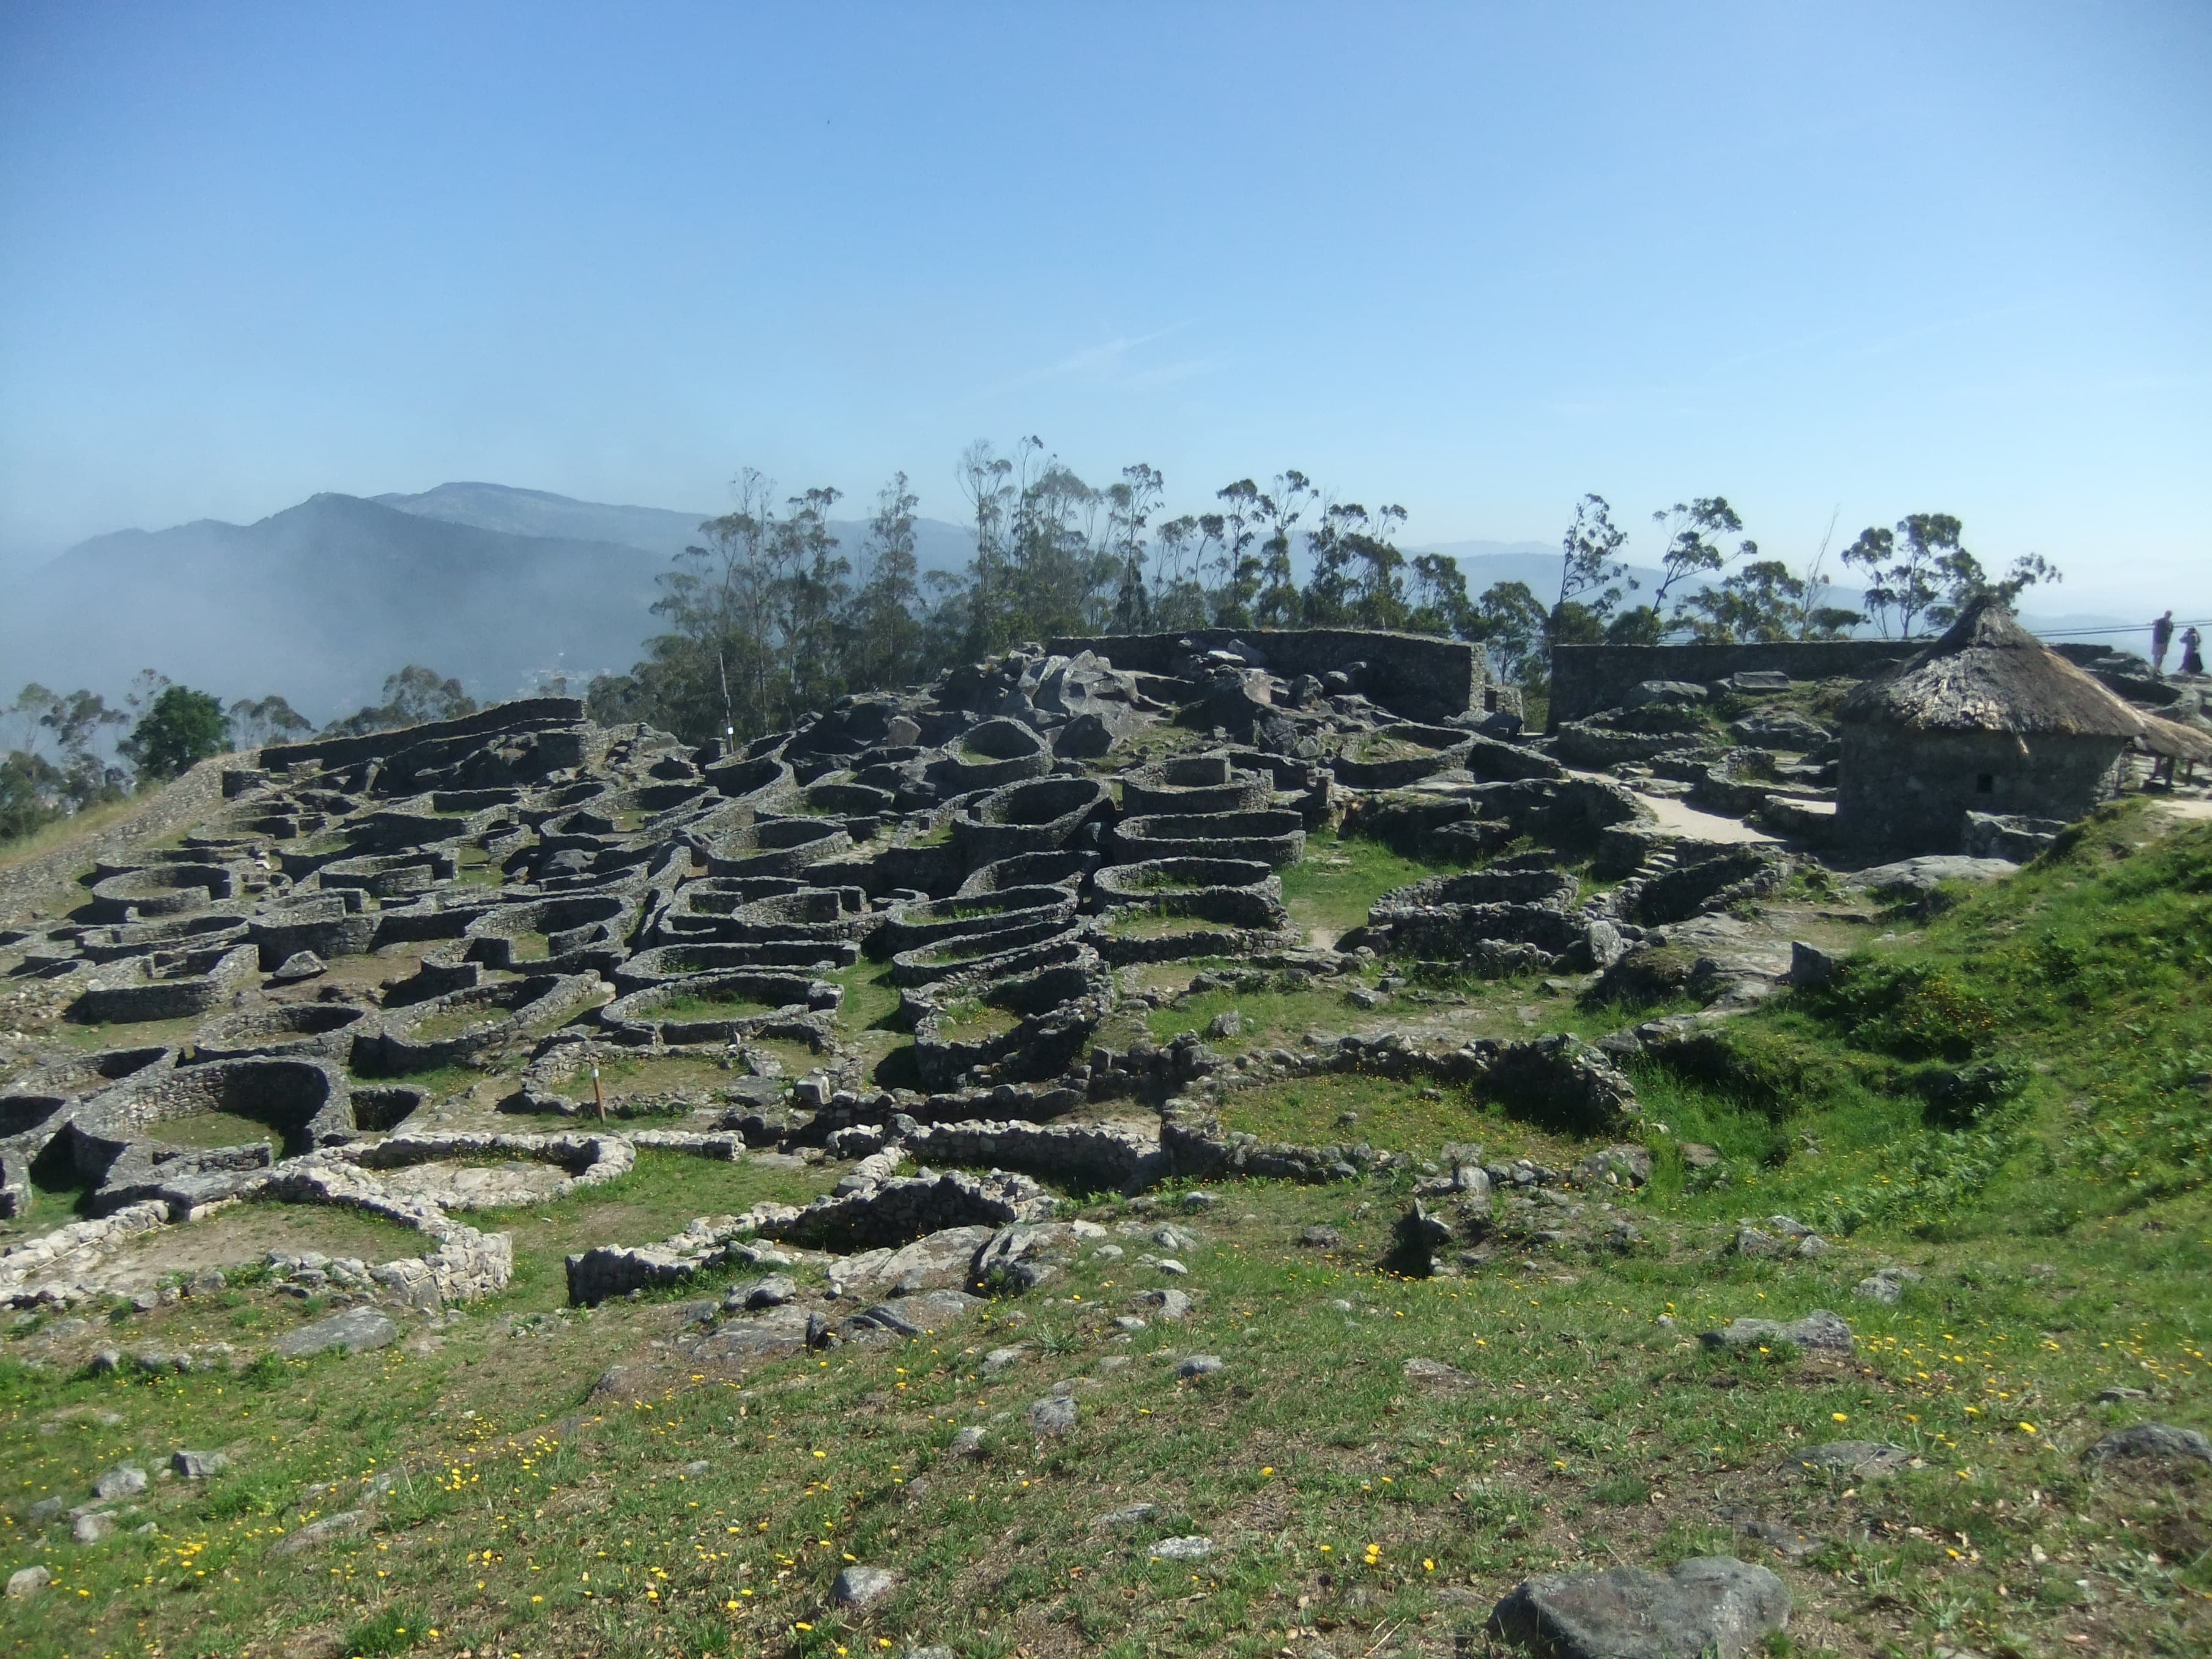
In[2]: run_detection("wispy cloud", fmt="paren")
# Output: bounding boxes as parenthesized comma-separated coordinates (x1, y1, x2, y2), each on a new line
(963, 322, 1210, 403)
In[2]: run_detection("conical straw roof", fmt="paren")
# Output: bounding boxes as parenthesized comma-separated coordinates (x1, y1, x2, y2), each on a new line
(1839, 596, 2148, 738)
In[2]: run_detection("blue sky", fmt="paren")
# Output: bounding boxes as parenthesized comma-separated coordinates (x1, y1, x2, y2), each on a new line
(1, 1, 2206, 613)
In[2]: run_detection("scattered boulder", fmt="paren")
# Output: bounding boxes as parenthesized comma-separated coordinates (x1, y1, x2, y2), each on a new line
(2090, 1422, 2212, 1470)
(275, 1308, 398, 1359)
(1148, 1535, 1214, 1561)
(1489, 1556, 1789, 1659)
(1175, 1354, 1224, 1379)
(832, 1565, 900, 1609)
(1699, 1310, 1852, 1354)
(1797, 1441, 1915, 1480)
(171, 1450, 230, 1479)
(1853, 1267, 1921, 1305)
(1026, 1395, 1078, 1434)
(93, 1464, 147, 1501)
(1093, 1502, 1159, 1528)
(1130, 1287, 1190, 1320)
(6, 1565, 50, 1598)
(74, 1512, 116, 1543)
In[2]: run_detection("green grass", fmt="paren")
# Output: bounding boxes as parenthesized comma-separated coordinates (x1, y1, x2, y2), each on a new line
(9, 1163, 2208, 1658)
(403, 1004, 505, 1043)
(1105, 909, 1241, 940)
(646, 986, 786, 1022)
(932, 998, 1022, 1040)
(473, 1148, 839, 1308)
(541, 1056, 733, 1102)
(1620, 800, 2212, 1239)
(505, 929, 552, 962)
(55, 1012, 208, 1051)
(147, 1110, 278, 1151)
(1279, 829, 1455, 942)
(0, 791, 150, 870)
(826, 960, 903, 1032)
(6, 803, 2211, 1658)
(1214, 1072, 1587, 1164)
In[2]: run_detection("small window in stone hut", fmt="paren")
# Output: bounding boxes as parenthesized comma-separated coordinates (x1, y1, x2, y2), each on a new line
(1975, 773, 1995, 793)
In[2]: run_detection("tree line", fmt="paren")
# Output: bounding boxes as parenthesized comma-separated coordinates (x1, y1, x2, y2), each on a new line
(1, 667, 481, 844)
(585, 440, 2059, 744)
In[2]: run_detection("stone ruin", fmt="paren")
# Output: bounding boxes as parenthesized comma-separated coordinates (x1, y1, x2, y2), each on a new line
(0, 625, 2018, 1339)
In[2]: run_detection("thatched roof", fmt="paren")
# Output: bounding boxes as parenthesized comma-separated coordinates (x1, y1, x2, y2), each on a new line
(2141, 712, 2212, 763)
(1839, 597, 2148, 738)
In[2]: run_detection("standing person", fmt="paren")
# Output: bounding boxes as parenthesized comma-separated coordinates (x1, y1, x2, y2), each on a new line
(2151, 610, 2175, 676)
(2181, 624, 2205, 677)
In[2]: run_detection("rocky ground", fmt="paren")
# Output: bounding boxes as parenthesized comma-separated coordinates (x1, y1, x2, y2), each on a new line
(1, 641, 2208, 1658)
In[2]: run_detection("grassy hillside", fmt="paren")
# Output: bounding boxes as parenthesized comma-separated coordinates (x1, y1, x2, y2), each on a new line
(4, 805, 2209, 1658)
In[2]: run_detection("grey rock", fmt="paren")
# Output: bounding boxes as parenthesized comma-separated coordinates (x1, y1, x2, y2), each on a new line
(1796, 1441, 1915, 1480)
(1786, 940, 1843, 987)
(94, 1464, 147, 1500)
(1026, 1395, 1079, 1434)
(1489, 1556, 1789, 1659)
(833, 1564, 900, 1609)
(1148, 1535, 1214, 1561)
(1575, 1145, 1652, 1187)
(1700, 1310, 1852, 1354)
(73, 1512, 116, 1543)
(1205, 1010, 1242, 1039)
(1625, 680, 1709, 708)
(6, 1565, 51, 1598)
(1175, 1354, 1224, 1379)
(275, 1307, 398, 1359)
(1854, 1267, 1921, 1305)
(1132, 1288, 1190, 1320)
(2097, 1386, 2151, 1403)
(272, 1510, 368, 1555)
(171, 1450, 229, 1479)
(27, 1497, 65, 1523)
(1846, 856, 2019, 904)
(270, 951, 327, 982)
(2090, 1422, 2212, 1468)
(1297, 1225, 1342, 1249)
(733, 1274, 798, 1310)
(982, 1345, 1027, 1372)
(1733, 1227, 1786, 1259)
(947, 1426, 987, 1458)
(1093, 1502, 1159, 1527)
(89, 1349, 122, 1375)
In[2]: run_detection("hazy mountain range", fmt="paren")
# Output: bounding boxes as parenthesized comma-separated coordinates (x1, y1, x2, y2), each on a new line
(0, 483, 2138, 726)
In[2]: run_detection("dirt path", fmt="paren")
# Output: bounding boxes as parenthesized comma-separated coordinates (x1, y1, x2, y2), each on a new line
(0, 755, 236, 924)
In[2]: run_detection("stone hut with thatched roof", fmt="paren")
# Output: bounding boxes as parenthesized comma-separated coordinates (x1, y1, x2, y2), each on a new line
(1836, 596, 2147, 855)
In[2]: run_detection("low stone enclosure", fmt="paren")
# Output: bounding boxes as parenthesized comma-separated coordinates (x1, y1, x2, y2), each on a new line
(1, 620, 2202, 1322)
(1546, 602, 2208, 856)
